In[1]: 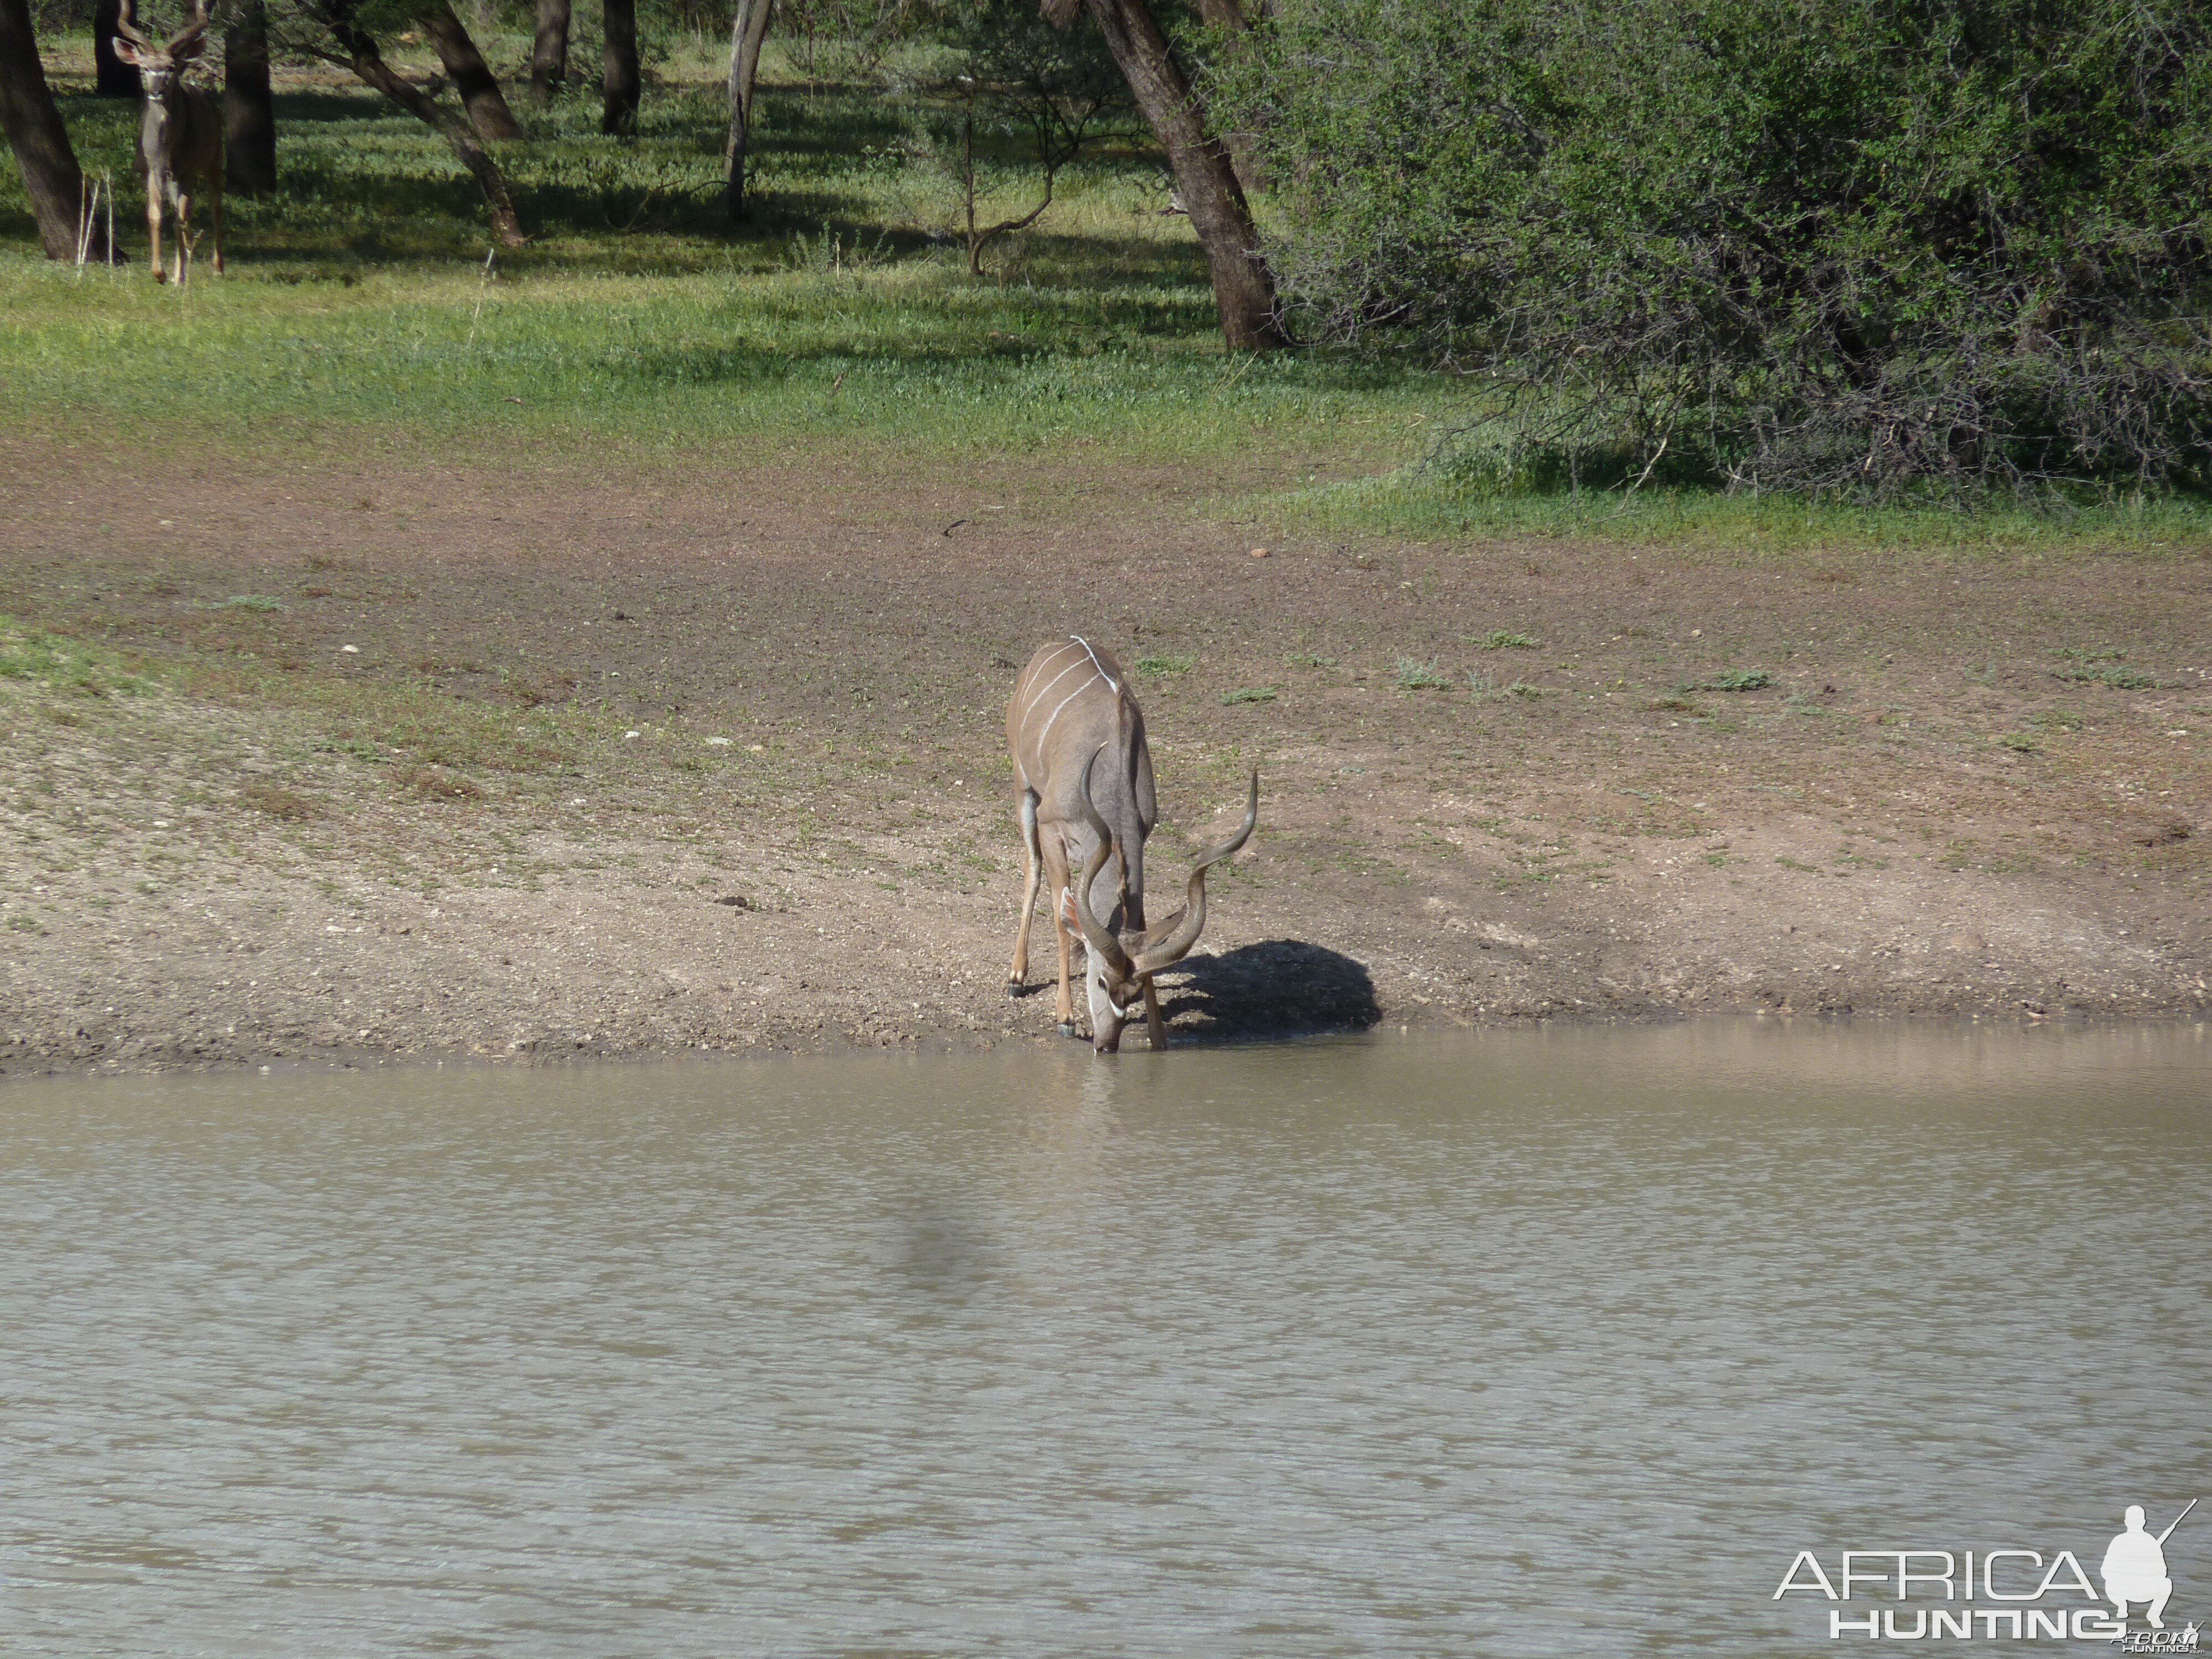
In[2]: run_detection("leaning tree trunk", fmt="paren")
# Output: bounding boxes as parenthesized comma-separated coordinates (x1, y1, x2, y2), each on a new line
(601, 0, 639, 134)
(225, 0, 277, 195)
(326, 14, 526, 246)
(720, 0, 770, 221)
(528, 0, 568, 104)
(0, 0, 106, 259)
(420, 2, 523, 140)
(92, 0, 139, 96)
(1080, 0, 1285, 348)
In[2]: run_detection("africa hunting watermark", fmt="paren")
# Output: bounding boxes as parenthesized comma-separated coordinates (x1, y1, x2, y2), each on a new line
(1775, 1500, 2199, 1644)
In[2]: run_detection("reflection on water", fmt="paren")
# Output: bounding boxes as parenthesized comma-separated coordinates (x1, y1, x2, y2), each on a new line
(2, 1023, 2206, 1656)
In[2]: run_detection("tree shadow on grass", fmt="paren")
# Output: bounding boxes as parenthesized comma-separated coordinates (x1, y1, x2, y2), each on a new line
(1152, 940, 1381, 1044)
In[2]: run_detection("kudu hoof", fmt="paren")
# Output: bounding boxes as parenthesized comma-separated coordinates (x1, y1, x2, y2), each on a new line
(1005, 979, 1023, 1000)
(1057, 1021, 1079, 1039)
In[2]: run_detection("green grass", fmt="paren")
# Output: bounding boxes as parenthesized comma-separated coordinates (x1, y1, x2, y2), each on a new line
(1, 49, 1432, 476)
(0, 622, 153, 697)
(8, 38, 2208, 548)
(1273, 463, 2212, 553)
(1394, 658, 1452, 691)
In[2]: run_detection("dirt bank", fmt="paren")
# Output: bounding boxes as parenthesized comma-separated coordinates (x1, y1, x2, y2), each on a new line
(3, 440, 2208, 1074)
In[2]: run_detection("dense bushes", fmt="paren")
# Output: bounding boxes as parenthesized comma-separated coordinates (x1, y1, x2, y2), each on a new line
(1212, 0, 2212, 498)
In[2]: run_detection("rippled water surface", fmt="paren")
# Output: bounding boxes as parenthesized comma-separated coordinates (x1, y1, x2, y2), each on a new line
(4, 1024, 2208, 1655)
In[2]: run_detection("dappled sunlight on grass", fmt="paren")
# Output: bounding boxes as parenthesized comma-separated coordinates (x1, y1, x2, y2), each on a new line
(1, 55, 1431, 469)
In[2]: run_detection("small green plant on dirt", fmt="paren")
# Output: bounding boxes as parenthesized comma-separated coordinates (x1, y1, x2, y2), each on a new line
(2052, 662, 2154, 689)
(1395, 658, 1453, 690)
(1472, 629, 1540, 650)
(1506, 680, 1548, 698)
(1998, 732, 2041, 752)
(0, 623, 150, 697)
(1135, 654, 1194, 677)
(1284, 650, 1337, 667)
(1220, 686, 1277, 704)
(2056, 646, 2126, 662)
(1684, 669, 1772, 692)
(2024, 708, 2085, 731)
(1643, 695, 1703, 713)
(216, 595, 286, 612)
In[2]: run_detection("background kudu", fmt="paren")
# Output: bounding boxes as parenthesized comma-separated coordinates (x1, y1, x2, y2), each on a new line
(113, 0, 223, 282)
(1004, 636, 1259, 1052)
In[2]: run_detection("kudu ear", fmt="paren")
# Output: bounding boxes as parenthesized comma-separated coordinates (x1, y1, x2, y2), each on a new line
(112, 37, 146, 65)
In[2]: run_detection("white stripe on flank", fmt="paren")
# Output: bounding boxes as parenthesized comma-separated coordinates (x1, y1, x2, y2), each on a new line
(1015, 644, 1091, 727)
(1034, 677, 1099, 761)
(1068, 634, 1119, 693)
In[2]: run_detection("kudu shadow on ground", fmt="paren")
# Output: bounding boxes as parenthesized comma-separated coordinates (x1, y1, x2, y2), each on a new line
(1150, 940, 1382, 1043)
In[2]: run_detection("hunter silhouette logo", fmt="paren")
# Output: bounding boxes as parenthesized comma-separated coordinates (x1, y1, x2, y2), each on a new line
(1774, 1498, 2200, 1643)
(2105, 1501, 2193, 1630)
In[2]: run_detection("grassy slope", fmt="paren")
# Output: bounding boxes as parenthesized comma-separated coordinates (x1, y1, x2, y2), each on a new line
(2, 45, 1423, 481)
(3, 38, 2206, 552)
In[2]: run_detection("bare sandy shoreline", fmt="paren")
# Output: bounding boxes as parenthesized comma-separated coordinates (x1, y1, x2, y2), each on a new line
(3, 441, 2208, 1076)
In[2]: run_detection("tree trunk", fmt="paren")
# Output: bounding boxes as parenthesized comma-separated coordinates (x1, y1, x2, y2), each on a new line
(0, 0, 105, 259)
(328, 15, 526, 246)
(420, 2, 523, 140)
(92, 0, 139, 96)
(1081, 0, 1285, 348)
(528, 0, 568, 105)
(719, 0, 770, 221)
(225, 0, 277, 195)
(600, 0, 639, 135)
(1192, 0, 1262, 193)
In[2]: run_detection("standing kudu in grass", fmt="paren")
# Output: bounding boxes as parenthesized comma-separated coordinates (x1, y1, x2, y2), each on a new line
(1005, 637, 1259, 1052)
(112, 0, 223, 283)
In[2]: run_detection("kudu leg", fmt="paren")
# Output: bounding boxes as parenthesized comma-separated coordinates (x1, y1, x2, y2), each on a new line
(209, 181, 223, 275)
(1038, 834, 1078, 1036)
(1142, 978, 1167, 1051)
(1006, 789, 1042, 994)
(147, 192, 164, 282)
(1052, 902, 1077, 1034)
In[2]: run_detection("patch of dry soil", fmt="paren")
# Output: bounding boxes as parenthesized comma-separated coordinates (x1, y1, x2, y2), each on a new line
(3, 440, 2208, 1073)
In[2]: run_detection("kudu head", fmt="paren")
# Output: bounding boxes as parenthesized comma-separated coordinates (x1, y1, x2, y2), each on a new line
(1063, 749, 1258, 1053)
(111, 0, 210, 98)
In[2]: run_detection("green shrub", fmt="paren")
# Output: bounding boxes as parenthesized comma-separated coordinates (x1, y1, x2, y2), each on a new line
(1213, 0, 2212, 499)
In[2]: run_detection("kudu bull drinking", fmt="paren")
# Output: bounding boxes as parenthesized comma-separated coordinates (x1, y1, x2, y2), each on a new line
(1005, 637, 1259, 1052)
(112, 0, 224, 284)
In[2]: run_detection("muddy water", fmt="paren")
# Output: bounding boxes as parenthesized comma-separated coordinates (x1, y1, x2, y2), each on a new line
(3, 1025, 2206, 1656)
